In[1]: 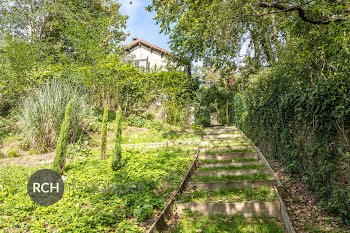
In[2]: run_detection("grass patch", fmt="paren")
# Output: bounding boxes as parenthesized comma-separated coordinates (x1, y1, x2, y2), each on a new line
(179, 186, 277, 203)
(197, 164, 264, 171)
(191, 173, 273, 182)
(200, 158, 258, 163)
(170, 210, 284, 233)
(0, 148, 193, 232)
(203, 148, 255, 154)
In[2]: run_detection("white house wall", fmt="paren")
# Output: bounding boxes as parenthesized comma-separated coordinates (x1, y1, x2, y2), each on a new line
(128, 45, 169, 70)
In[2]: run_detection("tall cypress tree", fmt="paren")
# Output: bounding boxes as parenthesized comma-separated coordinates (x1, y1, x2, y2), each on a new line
(100, 100, 108, 160)
(111, 107, 122, 171)
(52, 100, 73, 175)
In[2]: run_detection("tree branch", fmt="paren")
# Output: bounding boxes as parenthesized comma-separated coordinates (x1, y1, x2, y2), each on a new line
(259, 1, 349, 24)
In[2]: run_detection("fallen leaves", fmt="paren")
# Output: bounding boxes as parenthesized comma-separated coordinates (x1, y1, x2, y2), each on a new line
(271, 160, 349, 233)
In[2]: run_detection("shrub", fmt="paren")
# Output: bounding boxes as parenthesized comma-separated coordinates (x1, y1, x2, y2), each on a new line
(239, 67, 350, 221)
(52, 100, 72, 175)
(100, 100, 108, 160)
(145, 110, 155, 120)
(111, 107, 122, 171)
(19, 79, 93, 151)
(232, 93, 248, 130)
(127, 114, 147, 127)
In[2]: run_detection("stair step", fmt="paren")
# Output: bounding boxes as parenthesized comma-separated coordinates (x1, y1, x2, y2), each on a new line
(199, 146, 253, 152)
(185, 180, 277, 190)
(198, 161, 262, 168)
(198, 152, 257, 160)
(201, 131, 240, 135)
(202, 134, 242, 139)
(202, 127, 237, 132)
(200, 144, 251, 148)
(176, 201, 280, 217)
(194, 169, 268, 177)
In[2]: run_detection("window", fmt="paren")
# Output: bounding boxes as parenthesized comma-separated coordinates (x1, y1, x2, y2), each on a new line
(132, 58, 150, 69)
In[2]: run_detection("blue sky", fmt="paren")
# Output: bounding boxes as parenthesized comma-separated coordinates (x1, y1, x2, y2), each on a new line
(119, 0, 171, 52)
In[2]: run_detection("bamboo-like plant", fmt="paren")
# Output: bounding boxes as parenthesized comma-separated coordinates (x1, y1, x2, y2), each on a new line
(111, 107, 122, 171)
(100, 100, 108, 160)
(52, 100, 73, 175)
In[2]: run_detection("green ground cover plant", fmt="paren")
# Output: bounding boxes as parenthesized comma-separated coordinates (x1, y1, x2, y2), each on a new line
(191, 173, 273, 182)
(0, 148, 193, 232)
(170, 210, 284, 233)
(197, 164, 264, 172)
(179, 186, 277, 203)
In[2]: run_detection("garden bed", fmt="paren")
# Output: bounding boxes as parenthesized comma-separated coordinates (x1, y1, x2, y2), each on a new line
(0, 148, 193, 232)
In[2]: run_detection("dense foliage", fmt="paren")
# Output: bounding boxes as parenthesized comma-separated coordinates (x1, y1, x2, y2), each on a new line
(0, 0, 127, 114)
(233, 21, 350, 221)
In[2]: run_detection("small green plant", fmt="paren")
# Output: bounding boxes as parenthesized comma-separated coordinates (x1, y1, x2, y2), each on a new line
(52, 100, 73, 175)
(133, 203, 154, 221)
(144, 119, 163, 130)
(111, 107, 122, 171)
(100, 100, 108, 160)
(66, 143, 92, 159)
(6, 148, 20, 158)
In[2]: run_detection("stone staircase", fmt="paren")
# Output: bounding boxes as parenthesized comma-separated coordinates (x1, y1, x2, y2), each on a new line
(176, 126, 281, 219)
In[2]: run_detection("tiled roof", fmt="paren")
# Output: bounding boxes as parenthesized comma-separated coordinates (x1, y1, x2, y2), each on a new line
(125, 38, 172, 55)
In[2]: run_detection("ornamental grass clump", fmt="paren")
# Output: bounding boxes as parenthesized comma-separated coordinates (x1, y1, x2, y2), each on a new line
(52, 100, 73, 175)
(111, 107, 122, 171)
(19, 79, 93, 152)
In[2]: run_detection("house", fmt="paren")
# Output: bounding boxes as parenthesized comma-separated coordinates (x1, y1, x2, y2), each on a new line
(123, 38, 189, 72)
